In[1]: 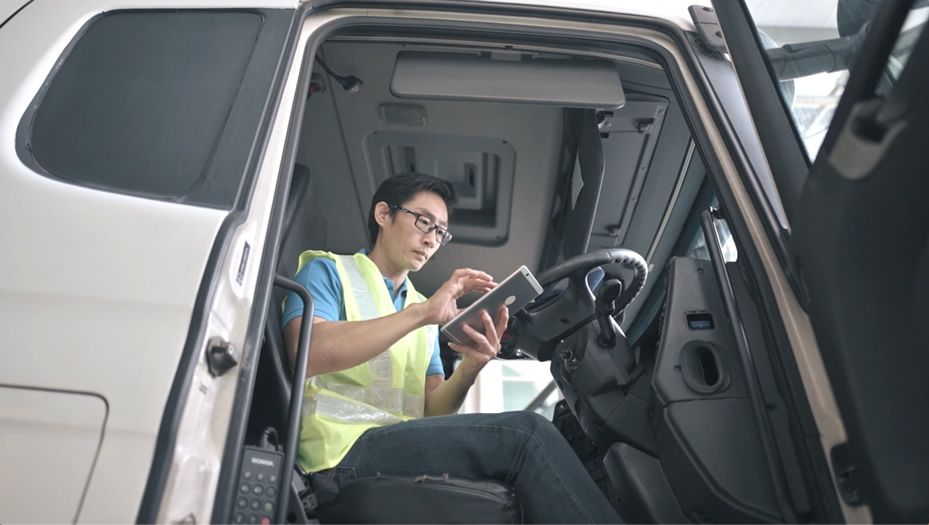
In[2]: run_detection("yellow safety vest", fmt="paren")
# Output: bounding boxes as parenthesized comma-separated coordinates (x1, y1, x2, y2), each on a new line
(295, 251, 437, 472)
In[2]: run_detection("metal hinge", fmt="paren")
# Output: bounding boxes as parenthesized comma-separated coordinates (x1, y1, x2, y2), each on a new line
(831, 443, 866, 506)
(689, 5, 728, 54)
(205, 337, 239, 377)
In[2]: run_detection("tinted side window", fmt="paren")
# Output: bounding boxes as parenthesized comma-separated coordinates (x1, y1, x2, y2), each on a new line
(19, 11, 275, 208)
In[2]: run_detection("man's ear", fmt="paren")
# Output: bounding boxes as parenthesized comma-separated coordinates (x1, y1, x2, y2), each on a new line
(373, 201, 393, 227)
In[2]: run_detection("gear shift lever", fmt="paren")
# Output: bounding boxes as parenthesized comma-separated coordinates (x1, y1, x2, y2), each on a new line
(595, 279, 623, 347)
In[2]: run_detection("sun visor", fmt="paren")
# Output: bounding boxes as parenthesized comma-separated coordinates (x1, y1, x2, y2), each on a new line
(390, 52, 626, 109)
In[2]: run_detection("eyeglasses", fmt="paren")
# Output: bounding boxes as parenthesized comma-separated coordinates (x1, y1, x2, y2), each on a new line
(390, 205, 453, 245)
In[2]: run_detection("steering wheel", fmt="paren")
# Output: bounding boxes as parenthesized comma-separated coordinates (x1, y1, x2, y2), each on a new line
(507, 248, 647, 361)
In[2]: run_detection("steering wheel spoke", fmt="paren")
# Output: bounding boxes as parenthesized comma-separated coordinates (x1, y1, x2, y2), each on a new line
(515, 249, 647, 361)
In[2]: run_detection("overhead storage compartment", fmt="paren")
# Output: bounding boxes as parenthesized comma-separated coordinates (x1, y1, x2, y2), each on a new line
(391, 51, 626, 109)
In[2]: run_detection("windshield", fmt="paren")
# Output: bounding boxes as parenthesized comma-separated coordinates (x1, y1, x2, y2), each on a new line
(744, 0, 928, 160)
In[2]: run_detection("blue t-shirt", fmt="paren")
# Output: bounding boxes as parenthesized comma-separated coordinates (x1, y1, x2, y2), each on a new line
(281, 253, 444, 377)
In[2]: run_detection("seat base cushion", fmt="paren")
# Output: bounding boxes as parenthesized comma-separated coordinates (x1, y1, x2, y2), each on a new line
(317, 474, 521, 524)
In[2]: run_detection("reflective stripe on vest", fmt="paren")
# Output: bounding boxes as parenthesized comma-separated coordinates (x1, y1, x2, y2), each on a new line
(295, 250, 436, 472)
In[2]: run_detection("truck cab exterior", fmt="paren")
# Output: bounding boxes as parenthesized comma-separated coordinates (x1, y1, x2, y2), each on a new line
(1, 0, 926, 523)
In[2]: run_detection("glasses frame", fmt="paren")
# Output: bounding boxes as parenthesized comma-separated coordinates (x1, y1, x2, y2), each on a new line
(389, 205, 453, 245)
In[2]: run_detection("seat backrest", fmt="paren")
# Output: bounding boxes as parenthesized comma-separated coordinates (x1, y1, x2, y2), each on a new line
(281, 164, 310, 248)
(261, 288, 294, 429)
(277, 164, 328, 283)
(251, 164, 313, 436)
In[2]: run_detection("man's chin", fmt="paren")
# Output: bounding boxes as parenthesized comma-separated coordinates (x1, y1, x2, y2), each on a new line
(408, 254, 429, 271)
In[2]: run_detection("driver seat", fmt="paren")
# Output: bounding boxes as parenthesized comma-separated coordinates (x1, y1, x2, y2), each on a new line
(256, 165, 522, 524)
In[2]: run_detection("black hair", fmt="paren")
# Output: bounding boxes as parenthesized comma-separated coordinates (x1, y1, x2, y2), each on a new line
(367, 172, 458, 247)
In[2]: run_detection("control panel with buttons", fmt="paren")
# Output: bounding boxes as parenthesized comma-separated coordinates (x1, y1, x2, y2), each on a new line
(234, 446, 284, 524)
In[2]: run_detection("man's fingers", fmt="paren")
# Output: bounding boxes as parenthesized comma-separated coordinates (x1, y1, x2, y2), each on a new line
(462, 320, 501, 358)
(442, 269, 495, 299)
(459, 279, 497, 295)
(480, 311, 499, 345)
(448, 342, 482, 359)
(461, 323, 488, 345)
(452, 268, 494, 282)
(451, 270, 494, 288)
(495, 306, 510, 336)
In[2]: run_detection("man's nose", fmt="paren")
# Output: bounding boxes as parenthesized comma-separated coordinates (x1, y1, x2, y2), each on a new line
(422, 231, 437, 248)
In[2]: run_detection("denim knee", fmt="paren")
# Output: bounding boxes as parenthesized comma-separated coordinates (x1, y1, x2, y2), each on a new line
(494, 411, 563, 442)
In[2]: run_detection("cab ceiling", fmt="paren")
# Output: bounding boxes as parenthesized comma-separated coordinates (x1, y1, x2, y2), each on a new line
(290, 40, 563, 295)
(287, 33, 691, 307)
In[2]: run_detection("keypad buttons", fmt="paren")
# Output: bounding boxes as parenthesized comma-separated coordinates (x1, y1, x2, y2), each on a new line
(237, 498, 247, 509)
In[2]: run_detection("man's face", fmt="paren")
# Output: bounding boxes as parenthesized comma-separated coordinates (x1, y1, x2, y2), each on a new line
(380, 190, 449, 272)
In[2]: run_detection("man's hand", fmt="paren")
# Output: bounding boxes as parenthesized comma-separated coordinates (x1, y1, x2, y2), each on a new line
(419, 268, 496, 326)
(448, 306, 509, 378)
(422, 307, 508, 416)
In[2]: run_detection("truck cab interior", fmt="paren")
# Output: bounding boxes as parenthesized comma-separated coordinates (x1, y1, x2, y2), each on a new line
(240, 13, 822, 525)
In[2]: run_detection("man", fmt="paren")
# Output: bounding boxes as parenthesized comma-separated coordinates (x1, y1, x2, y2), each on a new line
(282, 172, 620, 523)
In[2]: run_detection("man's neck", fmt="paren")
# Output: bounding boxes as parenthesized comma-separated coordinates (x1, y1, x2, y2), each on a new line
(366, 244, 407, 294)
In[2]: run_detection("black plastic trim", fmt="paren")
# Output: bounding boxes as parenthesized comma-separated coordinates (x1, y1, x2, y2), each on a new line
(627, 170, 717, 345)
(135, 9, 297, 524)
(725, 234, 848, 523)
(700, 208, 795, 522)
(272, 275, 316, 523)
(689, 50, 798, 300)
(711, 1, 810, 220)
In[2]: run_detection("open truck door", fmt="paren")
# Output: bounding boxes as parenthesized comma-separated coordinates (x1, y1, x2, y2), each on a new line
(712, 0, 929, 521)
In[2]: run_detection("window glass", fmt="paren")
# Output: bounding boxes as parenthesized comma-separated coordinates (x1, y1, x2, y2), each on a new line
(686, 199, 737, 263)
(458, 360, 562, 418)
(880, 8, 928, 89)
(22, 11, 264, 207)
(744, 1, 928, 160)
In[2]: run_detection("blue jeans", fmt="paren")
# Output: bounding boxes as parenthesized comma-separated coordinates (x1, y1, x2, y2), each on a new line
(315, 411, 621, 524)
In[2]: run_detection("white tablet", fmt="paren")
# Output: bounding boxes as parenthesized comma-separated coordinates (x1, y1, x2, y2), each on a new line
(441, 265, 544, 346)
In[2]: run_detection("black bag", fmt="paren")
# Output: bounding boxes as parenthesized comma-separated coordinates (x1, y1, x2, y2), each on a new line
(316, 473, 522, 524)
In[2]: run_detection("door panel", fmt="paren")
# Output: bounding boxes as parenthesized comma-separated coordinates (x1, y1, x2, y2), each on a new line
(0, 387, 106, 524)
(714, 0, 929, 520)
(791, 6, 929, 519)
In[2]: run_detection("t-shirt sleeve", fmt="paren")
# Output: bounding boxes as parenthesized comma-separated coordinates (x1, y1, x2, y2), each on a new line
(281, 258, 343, 328)
(426, 336, 444, 377)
